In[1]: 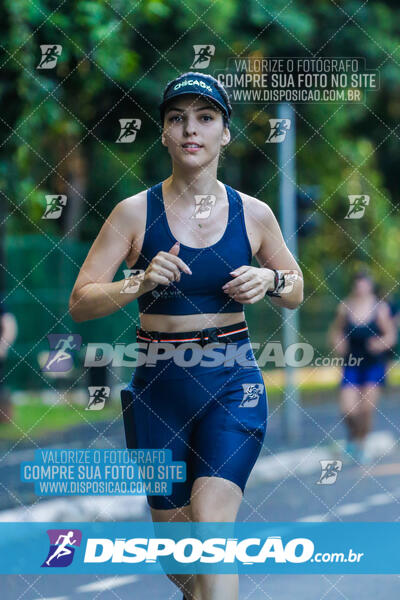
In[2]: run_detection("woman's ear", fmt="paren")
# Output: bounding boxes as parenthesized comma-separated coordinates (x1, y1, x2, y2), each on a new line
(221, 126, 231, 147)
(161, 130, 167, 146)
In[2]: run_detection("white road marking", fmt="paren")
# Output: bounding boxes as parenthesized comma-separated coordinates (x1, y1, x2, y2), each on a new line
(335, 502, 366, 516)
(368, 492, 395, 505)
(32, 597, 69, 600)
(0, 431, 395, 522)
(297, 487, 400, 522)
(248, 430, 395, 485)
(0, 495, 147, 522)
(76, 575, 139, 592)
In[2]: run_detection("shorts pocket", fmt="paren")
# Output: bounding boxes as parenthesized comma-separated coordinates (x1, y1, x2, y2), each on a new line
(120, 383, 138, 449)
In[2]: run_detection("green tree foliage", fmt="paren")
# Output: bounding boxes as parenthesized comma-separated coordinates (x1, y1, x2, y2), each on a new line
(1, 0, 399, 293)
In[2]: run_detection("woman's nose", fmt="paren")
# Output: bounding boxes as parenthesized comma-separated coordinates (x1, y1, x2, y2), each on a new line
(183, 116, 197, 135)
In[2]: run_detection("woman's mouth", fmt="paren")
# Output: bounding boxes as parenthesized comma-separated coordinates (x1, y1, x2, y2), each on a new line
(182, 143, 203, 153)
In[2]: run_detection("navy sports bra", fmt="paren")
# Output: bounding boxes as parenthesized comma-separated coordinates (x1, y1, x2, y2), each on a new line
(132, 182, 253, 315)
(343, 303, 385, 364)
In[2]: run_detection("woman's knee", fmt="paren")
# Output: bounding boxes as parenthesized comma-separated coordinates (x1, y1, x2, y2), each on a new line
(361, 384, 380, 408)
(190, 476, 243, 522)
(150, 503, 192, 523)
(340, 386, 363, 414)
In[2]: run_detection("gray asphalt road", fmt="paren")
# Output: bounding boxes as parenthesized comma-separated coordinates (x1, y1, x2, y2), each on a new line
(1, 392, 400, 599)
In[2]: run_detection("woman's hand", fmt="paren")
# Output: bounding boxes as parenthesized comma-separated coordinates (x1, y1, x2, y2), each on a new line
(141, 242, 192, 293)
(366, 336, 387, 354)
(222, 266, 275, 304)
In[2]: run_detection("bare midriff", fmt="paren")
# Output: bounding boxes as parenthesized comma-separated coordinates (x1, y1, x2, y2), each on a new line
(139, 311, 246, 333)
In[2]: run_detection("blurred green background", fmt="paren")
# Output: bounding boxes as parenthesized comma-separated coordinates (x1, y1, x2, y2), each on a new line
(1, 0, 400, 392)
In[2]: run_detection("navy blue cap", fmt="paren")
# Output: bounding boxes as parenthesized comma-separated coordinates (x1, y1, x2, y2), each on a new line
(159, 73, 231, 123)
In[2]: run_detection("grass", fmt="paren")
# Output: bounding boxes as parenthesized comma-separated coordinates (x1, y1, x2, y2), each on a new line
(0, 397, 122, 441)
(2, 361, 399, 441)
(262, 361, 400, 393)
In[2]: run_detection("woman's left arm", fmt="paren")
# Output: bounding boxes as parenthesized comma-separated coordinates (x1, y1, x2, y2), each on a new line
(368, 302, 398, 353)
(222, 197, 304, 309)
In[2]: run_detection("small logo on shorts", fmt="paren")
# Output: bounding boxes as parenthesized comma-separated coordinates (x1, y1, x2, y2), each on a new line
(239, 383, 264, 407)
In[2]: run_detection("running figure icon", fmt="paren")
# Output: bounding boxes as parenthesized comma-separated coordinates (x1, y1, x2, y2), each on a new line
(45, 531, 77, 566)
(44, 335, 77, 371)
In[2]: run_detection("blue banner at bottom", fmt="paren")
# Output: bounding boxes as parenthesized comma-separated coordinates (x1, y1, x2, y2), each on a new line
(0, 522, 398, 574)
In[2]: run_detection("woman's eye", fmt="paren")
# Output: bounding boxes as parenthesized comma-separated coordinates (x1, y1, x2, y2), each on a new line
(201, 115, 213, 121)
(169, 115, 182, 122)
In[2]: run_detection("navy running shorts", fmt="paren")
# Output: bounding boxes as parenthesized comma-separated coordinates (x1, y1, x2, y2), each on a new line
(121, 336, 268, 509)
(341, 362, 386, 388)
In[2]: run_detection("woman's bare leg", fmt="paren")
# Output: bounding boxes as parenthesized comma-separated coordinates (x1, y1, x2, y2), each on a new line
(358, 383, 381, 440)
(187, 476, 243, 600)
(149, 503, 194, 597)
(339, 385, 364, 442)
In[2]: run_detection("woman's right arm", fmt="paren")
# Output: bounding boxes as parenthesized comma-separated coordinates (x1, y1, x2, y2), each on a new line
(68, 193, 147, 323)
(328, 301, 348, 356)
(69, 193, 192, 323)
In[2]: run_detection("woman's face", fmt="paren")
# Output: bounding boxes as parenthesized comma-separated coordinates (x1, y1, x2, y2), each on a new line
(353, 276, 374, 296)
(161, 94, 230, 167)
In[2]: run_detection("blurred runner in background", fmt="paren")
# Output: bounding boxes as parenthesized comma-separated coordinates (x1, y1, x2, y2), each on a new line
(328, 270, 397, 464)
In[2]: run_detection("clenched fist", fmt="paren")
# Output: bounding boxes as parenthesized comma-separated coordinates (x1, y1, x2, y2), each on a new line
(140, 242, 192, 293)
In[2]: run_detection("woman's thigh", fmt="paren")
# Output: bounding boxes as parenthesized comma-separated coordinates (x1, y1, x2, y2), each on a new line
(122, 359, 267, 512)
(190, 365, 267, 512)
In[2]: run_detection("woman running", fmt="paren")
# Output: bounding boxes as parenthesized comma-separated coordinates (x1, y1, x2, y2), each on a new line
(69, 72, 303, 600)
(329, 270, 397, 465)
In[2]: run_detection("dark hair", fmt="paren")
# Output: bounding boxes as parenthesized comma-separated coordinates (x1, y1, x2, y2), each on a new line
(354, 269, 373, 281)
(161, 71, 232, 128)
